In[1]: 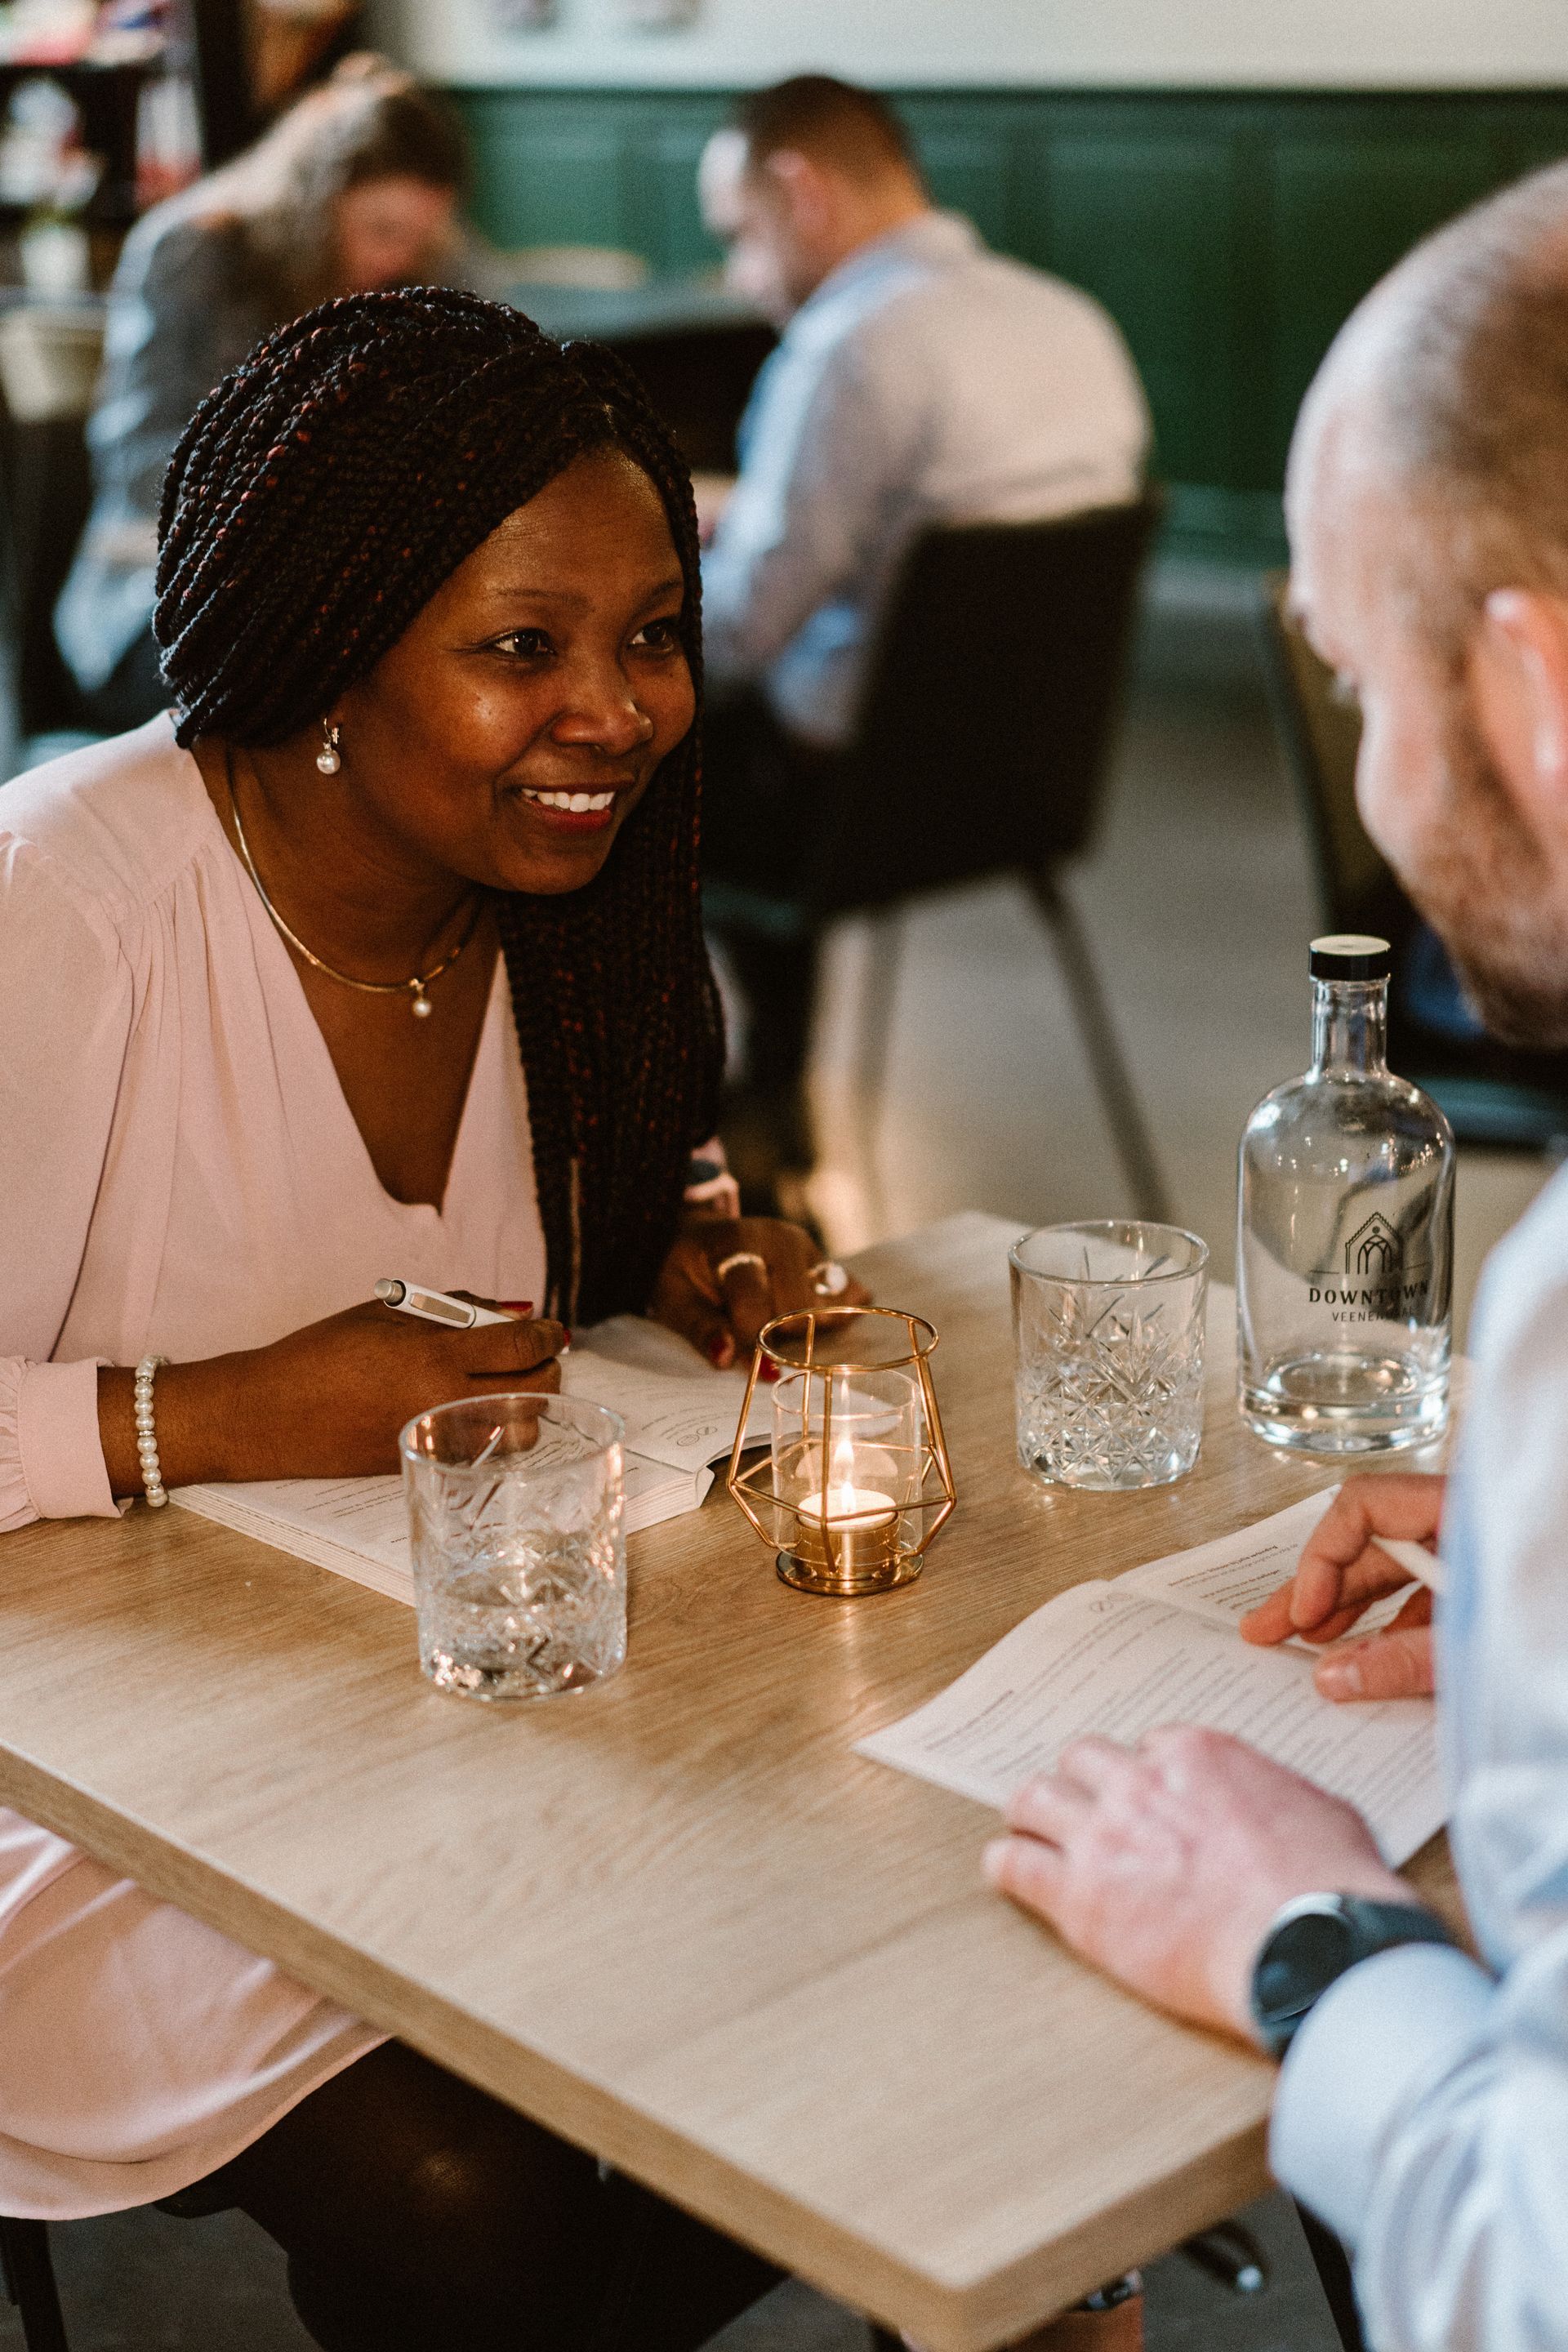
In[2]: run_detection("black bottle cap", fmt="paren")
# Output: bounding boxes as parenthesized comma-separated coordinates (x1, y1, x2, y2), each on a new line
(1309, 933, 1392, 982)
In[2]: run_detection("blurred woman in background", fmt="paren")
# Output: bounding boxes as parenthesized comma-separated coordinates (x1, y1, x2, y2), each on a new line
(55, 55, 468, 732)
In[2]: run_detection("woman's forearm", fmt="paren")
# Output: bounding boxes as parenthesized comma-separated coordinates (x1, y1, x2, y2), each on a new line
(94, 1303, 565, 1501)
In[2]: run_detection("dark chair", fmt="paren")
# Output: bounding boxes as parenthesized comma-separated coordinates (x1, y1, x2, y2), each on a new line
(713, 495, 1170, 1220)
(1258, 571, 1568, 1152)
(0, 407, 96, 772)
(1295, 2202, 1367, 2352)
(0, 2214, 69, 2351)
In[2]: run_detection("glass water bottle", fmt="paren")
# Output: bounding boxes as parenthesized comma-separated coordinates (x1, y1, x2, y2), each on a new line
(1237, 934, 1454, 1452)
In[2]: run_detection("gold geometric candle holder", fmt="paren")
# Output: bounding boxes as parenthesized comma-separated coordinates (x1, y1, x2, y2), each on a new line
(726, 1306, 956, 1594)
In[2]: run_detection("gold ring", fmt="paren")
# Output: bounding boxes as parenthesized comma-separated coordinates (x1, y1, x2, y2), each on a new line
(715, 1250, 768, 1282)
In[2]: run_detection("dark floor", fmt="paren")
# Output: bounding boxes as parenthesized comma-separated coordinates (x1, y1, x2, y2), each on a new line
(3, 2188, 1343, 2350)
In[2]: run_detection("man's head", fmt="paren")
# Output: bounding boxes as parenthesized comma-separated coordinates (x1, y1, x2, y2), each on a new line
(1289, 162, 1568, 1047)
(698, 76, 927, 326)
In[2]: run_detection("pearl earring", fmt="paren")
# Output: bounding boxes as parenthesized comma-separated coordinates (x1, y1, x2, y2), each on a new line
(315, 721, 341, 775)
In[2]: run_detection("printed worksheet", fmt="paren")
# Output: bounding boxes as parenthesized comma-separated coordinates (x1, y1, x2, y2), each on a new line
(173, 1316, 769, 1604)
(856, 1494, 1446, 1865)
(563, 1316, 771, 1473)
(1123, 1488, 1423, 1644)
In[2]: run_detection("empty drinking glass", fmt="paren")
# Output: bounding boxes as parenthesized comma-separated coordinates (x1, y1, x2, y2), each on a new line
(400, 1395, 626, 1700)
(1009, 1222, 1209, 1490)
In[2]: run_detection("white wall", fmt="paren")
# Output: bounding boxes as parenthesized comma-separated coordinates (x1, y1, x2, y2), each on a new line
(373, 0, 1568, 91)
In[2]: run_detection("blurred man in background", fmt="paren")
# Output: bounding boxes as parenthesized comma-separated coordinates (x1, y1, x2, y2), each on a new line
(697, 75, 1149, 1209)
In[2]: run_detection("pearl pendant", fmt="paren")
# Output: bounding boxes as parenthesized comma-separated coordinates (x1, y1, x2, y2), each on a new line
(315, 746, 341, 774)
(412, 991, 433, 1018)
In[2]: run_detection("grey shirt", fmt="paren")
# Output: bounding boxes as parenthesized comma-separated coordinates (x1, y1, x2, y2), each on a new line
(55, 201, 277, 694)
(701, 212, 1151, 746)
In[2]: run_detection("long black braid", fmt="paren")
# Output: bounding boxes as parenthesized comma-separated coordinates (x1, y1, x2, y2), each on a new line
(154, 286, 723, 1324)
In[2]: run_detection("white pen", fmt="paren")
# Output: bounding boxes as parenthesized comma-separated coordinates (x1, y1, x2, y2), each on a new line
(1377, 1537, 1447, 1597)
(375, 1278, 517, 1330)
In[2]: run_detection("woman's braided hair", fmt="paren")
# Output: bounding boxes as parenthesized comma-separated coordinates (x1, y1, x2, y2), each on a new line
(154, 285, 723, 1325)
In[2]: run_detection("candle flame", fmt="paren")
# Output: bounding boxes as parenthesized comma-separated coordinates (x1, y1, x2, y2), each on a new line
(829, 1425, 857, 1499)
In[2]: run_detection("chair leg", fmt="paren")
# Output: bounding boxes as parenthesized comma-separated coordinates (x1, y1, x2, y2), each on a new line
(1026, 872, 1173, 1226)
(1294, 2202, 1367, 2352)
(0, 2216, 70, 2352)
(1178, 2217, 1267, 2294)
(856, 909, 904, 1226)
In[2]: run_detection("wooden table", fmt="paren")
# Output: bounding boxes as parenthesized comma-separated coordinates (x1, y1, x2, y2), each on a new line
(0, 1213, 1450, 2350)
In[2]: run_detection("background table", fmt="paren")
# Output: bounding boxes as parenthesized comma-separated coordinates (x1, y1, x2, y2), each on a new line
(0, 1212, 1453, 2349)
(506, 273, 774, 474)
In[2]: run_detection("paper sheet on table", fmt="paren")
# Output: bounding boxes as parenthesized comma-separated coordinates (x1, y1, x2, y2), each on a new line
(173, 1447, 706, 1607)
(563, 1316, 771, 1474)
(173, 1316, 767, 1605)
(1124, 1488, 1423, 1644)
(855, 1491, 1446, 1866)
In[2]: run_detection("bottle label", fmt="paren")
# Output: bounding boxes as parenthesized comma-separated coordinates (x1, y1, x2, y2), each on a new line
(1306, 1212, 1433, 1321)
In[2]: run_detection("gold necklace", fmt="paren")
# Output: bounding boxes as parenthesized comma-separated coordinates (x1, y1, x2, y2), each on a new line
(225, 746, 481, 1019)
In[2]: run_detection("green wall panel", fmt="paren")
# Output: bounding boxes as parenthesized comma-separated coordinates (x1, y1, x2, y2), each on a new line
(1490, 101, 1568, 180)
(639, 110, 730, 274)
(451, 86, 1568, 565)
(1263, 125, 1499, 465)
(1047, 130, 1244, 491)
(901, 100, 1020, 250)
(464, 93, 633, 247)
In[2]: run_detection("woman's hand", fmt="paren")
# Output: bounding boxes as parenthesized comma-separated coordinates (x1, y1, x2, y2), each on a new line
(648, 1217, 871, 1369)
(100, 1299, 564, 1493)
(1239, 1474, 1445, 1702)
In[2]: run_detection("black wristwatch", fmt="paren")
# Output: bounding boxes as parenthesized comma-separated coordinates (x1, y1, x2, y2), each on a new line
(1250, 1893, 1459, 2060)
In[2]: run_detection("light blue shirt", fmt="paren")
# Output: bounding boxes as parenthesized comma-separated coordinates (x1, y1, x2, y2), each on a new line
(701, 212, 1149, 745)
(1272, 1159, 1568, 2350)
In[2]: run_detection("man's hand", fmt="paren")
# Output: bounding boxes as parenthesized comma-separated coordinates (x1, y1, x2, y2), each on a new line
(984, 1727, 1407, 2043)
(1241, 1476, 1444, 1701)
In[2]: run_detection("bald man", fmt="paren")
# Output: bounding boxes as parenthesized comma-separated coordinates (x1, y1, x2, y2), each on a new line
(985, 163, 1568, 2350)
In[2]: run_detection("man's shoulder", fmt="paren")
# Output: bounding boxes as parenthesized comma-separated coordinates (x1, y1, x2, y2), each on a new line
(1488, 1160, 1568, 1282)
(1471, 1160, 1568, 1387)
(846, 244, 1128, 367)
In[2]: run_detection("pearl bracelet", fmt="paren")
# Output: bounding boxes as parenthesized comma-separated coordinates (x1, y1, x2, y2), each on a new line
(133, 1354, 170, 1508)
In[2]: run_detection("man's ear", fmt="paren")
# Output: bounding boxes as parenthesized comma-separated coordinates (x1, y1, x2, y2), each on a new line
(761, 147, 835, 239)
(1474, 587, 1568, 812)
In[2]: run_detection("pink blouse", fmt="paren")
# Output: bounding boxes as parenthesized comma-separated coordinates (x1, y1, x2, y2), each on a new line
(0, 719, 548, 2216)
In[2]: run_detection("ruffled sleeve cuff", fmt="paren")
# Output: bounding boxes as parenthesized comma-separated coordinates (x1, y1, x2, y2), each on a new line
(3, 1359, 119, 1526)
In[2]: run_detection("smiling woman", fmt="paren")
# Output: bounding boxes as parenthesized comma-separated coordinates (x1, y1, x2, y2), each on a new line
(0, 287, 862, 2347)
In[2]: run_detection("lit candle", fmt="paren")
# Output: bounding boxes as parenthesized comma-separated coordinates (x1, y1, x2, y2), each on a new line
(799, 1484, 897, 1526)
(800, 1429, 897, 1530)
